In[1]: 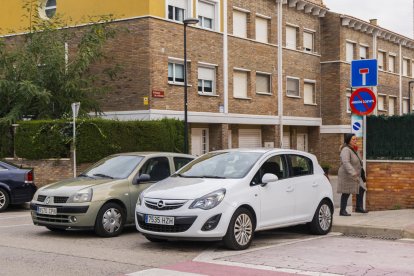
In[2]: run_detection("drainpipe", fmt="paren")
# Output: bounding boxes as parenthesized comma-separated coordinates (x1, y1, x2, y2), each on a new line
(409, 81, 414, 114)
(277, 0, 284, 148)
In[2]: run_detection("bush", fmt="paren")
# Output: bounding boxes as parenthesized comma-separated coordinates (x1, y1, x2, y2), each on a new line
(14, 118, 184, 163)
(0, 122, 13, 158)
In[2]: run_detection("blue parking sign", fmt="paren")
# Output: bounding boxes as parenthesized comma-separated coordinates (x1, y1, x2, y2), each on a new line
(351, 59, 378, 87)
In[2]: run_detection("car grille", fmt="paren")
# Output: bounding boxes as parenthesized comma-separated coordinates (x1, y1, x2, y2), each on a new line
(34, 214, 70, 223)
(136, 213, 196, 233)
(144, 199, 187, 211)
(36, 195, 69, 204)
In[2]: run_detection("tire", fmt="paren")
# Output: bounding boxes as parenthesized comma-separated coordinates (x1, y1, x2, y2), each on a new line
(0, 188, 10, 212)
(223, 208, 254, 250)
(145, 236, 167, 243)
(309, 199, 333, 235)
(94, 202, 125, 237)
(46, 226, 66, 232)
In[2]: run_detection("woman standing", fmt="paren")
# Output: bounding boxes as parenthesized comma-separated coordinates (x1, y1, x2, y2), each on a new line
(337, 133, 368, 216)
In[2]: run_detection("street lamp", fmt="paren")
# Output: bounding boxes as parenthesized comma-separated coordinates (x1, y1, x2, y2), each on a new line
(183, 18, 199, 154)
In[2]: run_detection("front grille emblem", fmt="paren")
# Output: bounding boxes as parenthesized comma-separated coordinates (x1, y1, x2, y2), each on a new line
(44, 196, 51, 204)
(157, 200, 165, 208)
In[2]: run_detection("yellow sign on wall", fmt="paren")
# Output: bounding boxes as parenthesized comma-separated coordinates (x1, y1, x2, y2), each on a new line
(143, 96, 149, 106)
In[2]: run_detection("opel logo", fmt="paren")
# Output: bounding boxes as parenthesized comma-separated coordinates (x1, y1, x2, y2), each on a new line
(157, 200, 165, 208)
(45, 196, 51, 204)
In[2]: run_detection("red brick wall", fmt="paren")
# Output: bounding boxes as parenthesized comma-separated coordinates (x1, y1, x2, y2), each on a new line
(367, 161, 414, 210)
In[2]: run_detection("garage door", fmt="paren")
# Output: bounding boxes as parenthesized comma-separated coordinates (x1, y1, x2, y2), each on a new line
(238, 129, 262, 148)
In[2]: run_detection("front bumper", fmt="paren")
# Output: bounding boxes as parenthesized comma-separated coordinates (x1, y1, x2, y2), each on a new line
(30, 201, 102, 229)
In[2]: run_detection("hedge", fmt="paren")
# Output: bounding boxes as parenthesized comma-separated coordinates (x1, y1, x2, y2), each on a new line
(367, 114, 414, 160)
(0, 122, 13, 158)
(14, 118, 184, 163)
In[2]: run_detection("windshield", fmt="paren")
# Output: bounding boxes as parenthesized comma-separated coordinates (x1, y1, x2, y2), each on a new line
(175, 151, 263, 179)
(82, 155, 143, 179)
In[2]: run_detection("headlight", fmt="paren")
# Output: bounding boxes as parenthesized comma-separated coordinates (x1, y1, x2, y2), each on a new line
(68, 188, 93, 203)
(189, 189, 226, 210)
(137, 192, 144, 206)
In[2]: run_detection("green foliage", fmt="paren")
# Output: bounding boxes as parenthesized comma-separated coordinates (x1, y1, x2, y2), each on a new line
(367, 114, 414, 160)
(14, 119, 184, 163)
(0, 121, 13, 158)
(0, 0, 119, 123)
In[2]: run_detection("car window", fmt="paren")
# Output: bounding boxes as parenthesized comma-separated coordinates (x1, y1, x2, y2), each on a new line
(0, 164, 8, 171)
(173, 157, 193, 171)
(288, 154, 313, 177)
(83, 155, 143, 179)
(251, 155, 286, 185)
(139, 157, 171, 182)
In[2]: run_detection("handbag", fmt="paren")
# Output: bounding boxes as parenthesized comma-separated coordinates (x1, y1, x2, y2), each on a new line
(361, 167, 367, 182)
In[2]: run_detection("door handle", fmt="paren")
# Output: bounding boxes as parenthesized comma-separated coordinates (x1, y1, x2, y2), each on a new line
(286, 186, 294, 192)
(312, 182, 318, 187)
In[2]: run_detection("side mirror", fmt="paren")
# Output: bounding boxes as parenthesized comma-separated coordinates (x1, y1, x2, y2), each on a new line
(261, 173, 278, 186)
(133, 174, 151, 185)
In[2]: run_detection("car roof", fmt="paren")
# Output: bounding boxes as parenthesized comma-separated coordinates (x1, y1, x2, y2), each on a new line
(110, 152, 195, 158)
(211, 148, 317, 158)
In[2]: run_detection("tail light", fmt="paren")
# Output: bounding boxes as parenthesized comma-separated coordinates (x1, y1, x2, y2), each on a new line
(25, 170, 34, 184)
(324, 173, 330, 181)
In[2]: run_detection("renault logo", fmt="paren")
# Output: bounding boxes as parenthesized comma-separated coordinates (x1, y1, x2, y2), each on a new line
(157, 200, 165, 208)
(44, 196, 51, 204)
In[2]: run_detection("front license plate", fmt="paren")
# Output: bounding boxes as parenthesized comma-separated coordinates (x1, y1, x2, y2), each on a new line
(145, 214, 174, 225)
(37, 207, 57, 215)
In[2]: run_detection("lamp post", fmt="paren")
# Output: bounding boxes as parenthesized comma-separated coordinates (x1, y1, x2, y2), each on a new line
(71, 102, 80, 178)
(183, 18, 199, 154)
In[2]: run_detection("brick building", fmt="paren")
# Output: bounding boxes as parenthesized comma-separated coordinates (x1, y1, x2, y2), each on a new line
(1, 0, 414, 169)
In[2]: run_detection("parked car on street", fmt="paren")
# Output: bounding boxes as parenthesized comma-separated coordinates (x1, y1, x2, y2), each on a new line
(135, 148, 334, 250)
(30, 152, 194, 237)
(0, 160, 37, 212)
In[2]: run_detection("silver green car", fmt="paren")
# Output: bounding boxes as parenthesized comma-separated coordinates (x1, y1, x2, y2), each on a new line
(30, 152, 194, 237)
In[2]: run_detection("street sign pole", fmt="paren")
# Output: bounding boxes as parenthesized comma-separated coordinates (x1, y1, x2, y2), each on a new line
(71, 102, 80, 178)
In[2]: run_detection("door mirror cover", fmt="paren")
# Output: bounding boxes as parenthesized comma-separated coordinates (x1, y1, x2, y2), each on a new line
(261, 173, 278, 185)
(134, 173, 151, 184)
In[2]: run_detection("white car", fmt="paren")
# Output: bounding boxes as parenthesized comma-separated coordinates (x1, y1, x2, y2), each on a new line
(135, 148, 333, 250)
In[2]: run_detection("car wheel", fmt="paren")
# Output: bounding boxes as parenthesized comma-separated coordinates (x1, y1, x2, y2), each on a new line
(145, 236, 167, 243)
(94, 202, 125, 237)
(0, 188, 10, 212)
(309, 199, 333, 235)
(223, 208, 254, 250)
(46, 226, 66, 232)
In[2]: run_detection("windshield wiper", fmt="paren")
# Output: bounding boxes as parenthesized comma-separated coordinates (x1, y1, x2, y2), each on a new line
(201, 175, 226, 179)
(93, 173, 114, 179)
(78, 173, 95, 179)
(173, 173, 199, 178)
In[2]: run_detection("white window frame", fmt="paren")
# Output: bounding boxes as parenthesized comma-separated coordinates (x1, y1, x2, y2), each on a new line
(286, 77, 300, 98)
(256, 72, 271, 95)
(255, 16, 269, 43)
(388, 96, 397, 116)
(197, 0, 219, 31)
(286, 25, 298, 50)
(346, 91, 351, 113)
(198, 65, 216, 95)
(346, 42, 355, 63)
(378, 51, 385, 71)
(233, 69, 249, 99)
(167, 0, 191, 22)
(168, 59, 185, 85)
(377, 94, 386, 111)
(389, 55, 396, 73)
(303, 30, 315, 53)
(303, 80, 316, 105)
(233, 9, 248, 38)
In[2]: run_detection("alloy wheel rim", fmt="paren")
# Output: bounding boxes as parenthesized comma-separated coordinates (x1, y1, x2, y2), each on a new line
(102, 208, 122, 233)
(234, 213, 252, 246)
(0, 191, 5, 208)
(318, 204, 332, 231)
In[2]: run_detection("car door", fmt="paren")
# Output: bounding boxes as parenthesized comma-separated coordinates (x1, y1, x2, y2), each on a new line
(128, 156, 172, 219)
(255, 154, 296, 228)
(286, 154, 319, 221)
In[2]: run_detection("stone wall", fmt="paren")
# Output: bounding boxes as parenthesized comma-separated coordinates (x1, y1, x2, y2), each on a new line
(366, 161, 414, 210)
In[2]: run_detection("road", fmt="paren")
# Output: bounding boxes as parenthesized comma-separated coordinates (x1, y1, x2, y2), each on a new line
(1, 206, 413, 276)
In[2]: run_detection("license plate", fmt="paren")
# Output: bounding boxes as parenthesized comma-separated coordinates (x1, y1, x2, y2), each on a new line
(145, 214, 174, 225)
(37, 207, 57, 215)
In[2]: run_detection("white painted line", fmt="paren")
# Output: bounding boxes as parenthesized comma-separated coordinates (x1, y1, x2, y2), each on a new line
(127, 268, 204, 276)
(0, 224, 33, 228)
(0, 215, 31, 220)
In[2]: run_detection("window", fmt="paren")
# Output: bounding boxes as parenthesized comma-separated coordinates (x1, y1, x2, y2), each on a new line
(412, 62, 414, 77)
(198, 66, 215, 94)
(233, 10, 247, 38)
(173, 157, 193, 171)
(256, 73, 271, 94)
(286, 25, 297, 49)
(168, 62, 185, 84)
(346, 42, 354, 62)
(403, 99, 409, 114)
(304, 82, 316, 104)
(139, 157, 171, 182)
(252, 155, 287, 184)
(303, 31, 314, 52)
(378, 95, 386, 111)
(389, 55, 396, 73)
(168, 0, 188, 22)
(233, 70, 248, 98)
(286, 77, 300, 97)
(346, 92, 351, 113)
(389, 97, 396, 116)
(378, 51, 385, 70)
(255, 17, 269, 43)
(198, 1, 215, 30)
(45, 0, 56, 18)
(403, 59, 409, 76)
(288, 155, 313, 177)
(359, 46, 368, 59)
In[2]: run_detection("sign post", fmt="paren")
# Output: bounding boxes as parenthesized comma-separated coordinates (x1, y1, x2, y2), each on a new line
(71, 102, 80, 178)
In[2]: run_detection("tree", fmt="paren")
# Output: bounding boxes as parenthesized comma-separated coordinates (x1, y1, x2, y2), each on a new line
(0, 1, 118, 123)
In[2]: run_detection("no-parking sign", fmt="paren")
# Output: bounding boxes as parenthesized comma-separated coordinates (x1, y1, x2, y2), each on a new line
(350, 88, 377, 116)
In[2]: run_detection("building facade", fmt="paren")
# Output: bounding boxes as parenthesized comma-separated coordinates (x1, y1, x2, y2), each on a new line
(1, 0, 413, 169)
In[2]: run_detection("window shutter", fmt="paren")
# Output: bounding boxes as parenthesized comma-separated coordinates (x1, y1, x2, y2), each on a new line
(199, 1, 214, 19)
(378, 52, 384, 69)
(233, 71, 248, 98)
(389, 56, 395, 72)
(255, 17, 268, 43)
(403, 59, 408, 76)
(303, 32, 313, 52)
(359, 46, 367, 59)
(378, 96, 385, 110)
(233, 11, 247, 38)
(304, 83, 314, 104)
(287, 78, 299, 96)
(346, 42, 354, 62)
(389, 98, 395, 115)
(286, 26, 296, 49)
(198, 67, 214, 80)
(256, 74, 270, 93)
(169, 0, 186, 9)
